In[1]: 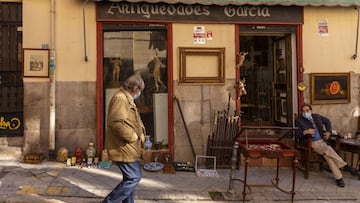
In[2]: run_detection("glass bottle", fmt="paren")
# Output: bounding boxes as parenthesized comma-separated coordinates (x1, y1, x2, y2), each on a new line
(86, 142, 96, 159)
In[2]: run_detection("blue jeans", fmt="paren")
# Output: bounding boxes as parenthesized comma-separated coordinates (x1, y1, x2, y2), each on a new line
(103, 161, 142, 203)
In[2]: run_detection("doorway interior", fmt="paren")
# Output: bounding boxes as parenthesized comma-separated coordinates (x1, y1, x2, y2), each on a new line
(239, 26, 297, 127)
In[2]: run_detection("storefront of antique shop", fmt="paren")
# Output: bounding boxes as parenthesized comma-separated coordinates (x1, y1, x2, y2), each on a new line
(0, 0, 359, 165)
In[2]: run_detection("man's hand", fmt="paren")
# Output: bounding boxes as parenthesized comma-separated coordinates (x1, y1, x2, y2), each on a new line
(323, 131, 331, 140)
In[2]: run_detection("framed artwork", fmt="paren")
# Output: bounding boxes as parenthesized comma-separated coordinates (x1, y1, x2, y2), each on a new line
(22, 48, 50, 78)
(310, 72, 350, 104)
(178, 47, 225, 84)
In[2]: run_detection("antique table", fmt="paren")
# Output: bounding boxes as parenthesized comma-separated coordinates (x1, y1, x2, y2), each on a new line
(333, 136, 360, 171)
(230, 139, 297, 202)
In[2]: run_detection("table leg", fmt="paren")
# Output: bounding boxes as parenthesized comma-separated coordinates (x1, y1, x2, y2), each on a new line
(357, 152, 360, 180)
(275, 157, 280, 186)
(291, 158, 298, 203)
(335, 136, 340, 153)
(242, 157, 249, 203)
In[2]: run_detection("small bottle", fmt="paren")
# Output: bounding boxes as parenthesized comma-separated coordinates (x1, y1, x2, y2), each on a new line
(86, 143, 96, 158)
(86, 143, 96, 166)
(101, 149, 109, 161)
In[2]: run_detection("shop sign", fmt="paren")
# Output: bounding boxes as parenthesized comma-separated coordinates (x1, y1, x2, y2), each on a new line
(0, 113, 23, 136)
(97, 2, 303, 24)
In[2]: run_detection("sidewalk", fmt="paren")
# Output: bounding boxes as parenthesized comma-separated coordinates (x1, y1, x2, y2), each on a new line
(0, 160, 359, 203)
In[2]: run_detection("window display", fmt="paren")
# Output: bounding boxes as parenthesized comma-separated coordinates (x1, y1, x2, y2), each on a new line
(103, 24, 168, 144)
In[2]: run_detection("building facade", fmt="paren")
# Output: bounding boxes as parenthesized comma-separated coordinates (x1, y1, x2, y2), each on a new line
(0, 0, 359, 164)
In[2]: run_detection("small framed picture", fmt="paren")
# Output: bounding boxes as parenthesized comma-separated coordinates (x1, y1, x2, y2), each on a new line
(22, 48, 50, 78)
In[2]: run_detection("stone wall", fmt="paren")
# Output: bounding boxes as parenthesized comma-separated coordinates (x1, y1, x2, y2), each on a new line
(173, 79, 237, 163)
(0, 81, 97, 161)
(302, 72, 360, 135)
(54, 82, 97, 155)
(23, 82, 50, 156)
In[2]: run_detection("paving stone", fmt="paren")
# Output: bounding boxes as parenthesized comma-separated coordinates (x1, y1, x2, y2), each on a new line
(0, 160, 360, 202)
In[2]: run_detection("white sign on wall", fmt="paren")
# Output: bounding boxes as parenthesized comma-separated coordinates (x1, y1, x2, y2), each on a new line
(193, 25, 206, 44)
(318, 19, 328, 36)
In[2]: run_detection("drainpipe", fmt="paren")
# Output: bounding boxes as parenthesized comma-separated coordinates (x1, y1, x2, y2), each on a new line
(82, 0, 89, 62)
(353, 7, 359, 60)
(49, 0, 56, 160)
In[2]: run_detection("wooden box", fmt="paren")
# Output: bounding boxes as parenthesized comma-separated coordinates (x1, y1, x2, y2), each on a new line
(24, 153, 44, 164)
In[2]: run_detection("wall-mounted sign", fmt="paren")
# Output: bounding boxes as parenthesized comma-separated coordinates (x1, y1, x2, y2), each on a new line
(318, 19, 328, 36)
(0, 113, 23, 136)
(207, 31, 213, 40)
(97, 2, 303, 24)
(193, 26, 206, 44)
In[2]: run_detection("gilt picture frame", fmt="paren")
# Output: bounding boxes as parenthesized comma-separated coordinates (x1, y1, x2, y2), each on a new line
(178, 47, 225, 84)
(22, 48, 50, 78)
(310, 72, 350, 104)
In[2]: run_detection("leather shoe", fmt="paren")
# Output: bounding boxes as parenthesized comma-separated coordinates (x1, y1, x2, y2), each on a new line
(343, 165, 358, 176)
(336, 178, 345, 187)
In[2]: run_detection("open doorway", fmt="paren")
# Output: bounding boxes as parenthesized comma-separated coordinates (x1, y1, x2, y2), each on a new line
(239, 26, 296, 127)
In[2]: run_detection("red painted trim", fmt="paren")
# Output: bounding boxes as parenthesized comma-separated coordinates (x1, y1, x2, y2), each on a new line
(235, 25, 240, 115)
(95, 21, 174, 158)
(166, 23, 174, 158)
(96, 22, 104, 157)
(297, 25, 304, 115)
(96, 19, 303, 26)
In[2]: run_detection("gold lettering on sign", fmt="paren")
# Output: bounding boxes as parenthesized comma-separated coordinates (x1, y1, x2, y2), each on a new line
(106, 3, 210, 19)
(224, 6, 270, 17)
(0, 117, 21, 130)
(105, 2, 273, 19)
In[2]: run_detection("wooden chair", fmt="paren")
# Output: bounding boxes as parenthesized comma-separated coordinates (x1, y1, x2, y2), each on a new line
(294, 134, 325, 179)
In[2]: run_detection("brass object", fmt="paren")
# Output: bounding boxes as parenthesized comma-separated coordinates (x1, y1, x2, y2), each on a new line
(56, 147, 69, 163)
(297, 82, 306, 91)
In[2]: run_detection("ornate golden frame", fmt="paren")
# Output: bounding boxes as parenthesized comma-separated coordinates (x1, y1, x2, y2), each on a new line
(178, 47, 225, 84)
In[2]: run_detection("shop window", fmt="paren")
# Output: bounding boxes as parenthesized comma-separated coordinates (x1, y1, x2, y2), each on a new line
(103, 24, 168, 146)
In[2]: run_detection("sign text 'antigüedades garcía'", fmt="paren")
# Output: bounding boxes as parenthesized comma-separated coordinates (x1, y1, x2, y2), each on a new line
(97, 2, 303, 24)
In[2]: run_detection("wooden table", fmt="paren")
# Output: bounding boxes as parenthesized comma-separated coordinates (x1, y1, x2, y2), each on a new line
(235, 140, 297, 202)
(333, 136, 360, 171)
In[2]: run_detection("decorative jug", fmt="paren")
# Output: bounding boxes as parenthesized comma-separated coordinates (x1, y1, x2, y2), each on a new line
(144, 135, 152, 151)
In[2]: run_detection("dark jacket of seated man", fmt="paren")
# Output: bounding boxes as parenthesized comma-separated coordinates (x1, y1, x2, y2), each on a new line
(295, 113, 331, 146)
(294, 103, 358, 187)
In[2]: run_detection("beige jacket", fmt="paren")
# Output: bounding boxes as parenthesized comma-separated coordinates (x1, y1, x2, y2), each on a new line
(105, 87, 145, 162)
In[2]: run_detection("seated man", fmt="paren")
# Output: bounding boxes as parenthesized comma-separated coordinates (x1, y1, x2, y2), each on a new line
(295, 103, 358, 187)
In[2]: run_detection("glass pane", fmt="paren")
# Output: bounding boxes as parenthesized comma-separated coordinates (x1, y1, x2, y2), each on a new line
(240, 36, 273, 125)
(103, 25, 168, 147)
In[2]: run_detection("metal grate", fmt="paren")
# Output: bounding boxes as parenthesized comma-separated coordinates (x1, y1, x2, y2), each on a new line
(0, 2, 23, 136)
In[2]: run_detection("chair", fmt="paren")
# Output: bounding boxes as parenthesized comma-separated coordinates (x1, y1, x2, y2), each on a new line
(294, 134, 325, 179)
